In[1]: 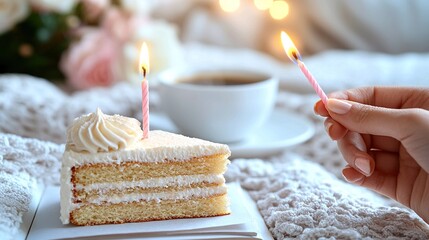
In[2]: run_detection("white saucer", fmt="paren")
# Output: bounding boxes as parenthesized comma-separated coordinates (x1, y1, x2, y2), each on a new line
(150, 109, 315, 159)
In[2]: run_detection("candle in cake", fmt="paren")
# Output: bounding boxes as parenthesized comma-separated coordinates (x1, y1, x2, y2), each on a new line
(280, 31, 328, 106)
(139, 42, 150, 139)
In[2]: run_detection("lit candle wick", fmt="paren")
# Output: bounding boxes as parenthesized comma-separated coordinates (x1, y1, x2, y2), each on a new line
(281, 31, 328, 106)
(292, 51, 299, 62)
(142, 66, 147, 79)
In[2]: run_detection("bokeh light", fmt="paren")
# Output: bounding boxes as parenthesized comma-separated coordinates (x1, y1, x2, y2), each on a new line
(269, 0, 289, 20)
(254, 0, 273, 10)
(219, 0, 240, 13)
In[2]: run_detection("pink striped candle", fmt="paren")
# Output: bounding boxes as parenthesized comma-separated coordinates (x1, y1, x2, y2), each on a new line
(141, 79, 149, 138)
(139, 42, 150, 139)
(281, 31, 328, 106)
(297, 60, 328, 105)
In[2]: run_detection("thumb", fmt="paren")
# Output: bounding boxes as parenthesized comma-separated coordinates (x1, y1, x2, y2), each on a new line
(326, 98, 410, 140)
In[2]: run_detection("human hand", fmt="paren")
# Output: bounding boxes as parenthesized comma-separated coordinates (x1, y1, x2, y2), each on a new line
(314, 86, 429, 223)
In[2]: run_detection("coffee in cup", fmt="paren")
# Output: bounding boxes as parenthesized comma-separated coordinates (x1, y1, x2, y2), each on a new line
(178, 73, 264, 86)
(158, 69, 278, 143)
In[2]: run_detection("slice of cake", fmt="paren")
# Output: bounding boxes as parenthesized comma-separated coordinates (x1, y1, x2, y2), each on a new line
(60, 108, 231, 226)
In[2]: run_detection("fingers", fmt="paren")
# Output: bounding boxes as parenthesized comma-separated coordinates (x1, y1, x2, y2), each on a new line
(369, 136, 400, 153)
(342, 150, 400, 200)
(324, 118, 348, 140)
(324, 117, 400, 152)
(341, 165, 397, 200)
(314, 99, 329, 117)
(342, 165, 365, 183)
(337, 131, 374, 176)
(317, 87, 429, 203)
(314, 86, 429, 117)
(314, 90, 349, 117)
(326, 98, 414, 141)
(327, 86, 429, 109)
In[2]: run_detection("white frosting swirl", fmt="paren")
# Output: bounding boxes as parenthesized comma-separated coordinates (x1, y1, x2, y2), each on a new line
(66, 108, 143, 153)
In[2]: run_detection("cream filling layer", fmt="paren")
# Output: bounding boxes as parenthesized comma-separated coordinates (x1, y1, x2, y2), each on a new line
(60, 173, 227, 224)
(71, 185, 227, 210)
(75, 174, 225, 191)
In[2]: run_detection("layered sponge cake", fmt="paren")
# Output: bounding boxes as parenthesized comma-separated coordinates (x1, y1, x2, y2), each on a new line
(60, 109, 230, 226)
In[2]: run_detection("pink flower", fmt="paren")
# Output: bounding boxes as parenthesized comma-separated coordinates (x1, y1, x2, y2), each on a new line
(61, 29, 120, 90)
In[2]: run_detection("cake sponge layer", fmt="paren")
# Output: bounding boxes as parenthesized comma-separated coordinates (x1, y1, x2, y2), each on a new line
(70, 194, 230, 226)
(72, 155, 229, 185)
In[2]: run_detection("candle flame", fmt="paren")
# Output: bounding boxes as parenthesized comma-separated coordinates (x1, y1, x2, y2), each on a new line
(281, 31, 301, 64)
(139, 42, 150, 79)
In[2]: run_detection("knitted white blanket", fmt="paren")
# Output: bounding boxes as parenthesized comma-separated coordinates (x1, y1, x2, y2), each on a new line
(1, 45, 429, 239)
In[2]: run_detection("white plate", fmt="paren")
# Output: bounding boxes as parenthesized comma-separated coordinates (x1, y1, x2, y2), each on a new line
(27, 183, 266, 240)
(150, 109, 315, 159)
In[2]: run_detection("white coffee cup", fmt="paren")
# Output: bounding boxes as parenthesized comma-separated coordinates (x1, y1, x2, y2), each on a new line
(158, 69, 278, 143)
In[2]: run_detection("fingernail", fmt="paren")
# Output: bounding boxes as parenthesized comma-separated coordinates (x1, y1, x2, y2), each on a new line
(313, 105, 320, 116)
(355, 158, 371, 176)
(342, 166, 364, 183)
(341, 165, 352, 180)
(327, 99, 352, 114)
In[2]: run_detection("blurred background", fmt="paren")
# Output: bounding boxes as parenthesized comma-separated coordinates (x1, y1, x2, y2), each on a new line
(0, 0, 428, 90)
(158, 0, 429, 56)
